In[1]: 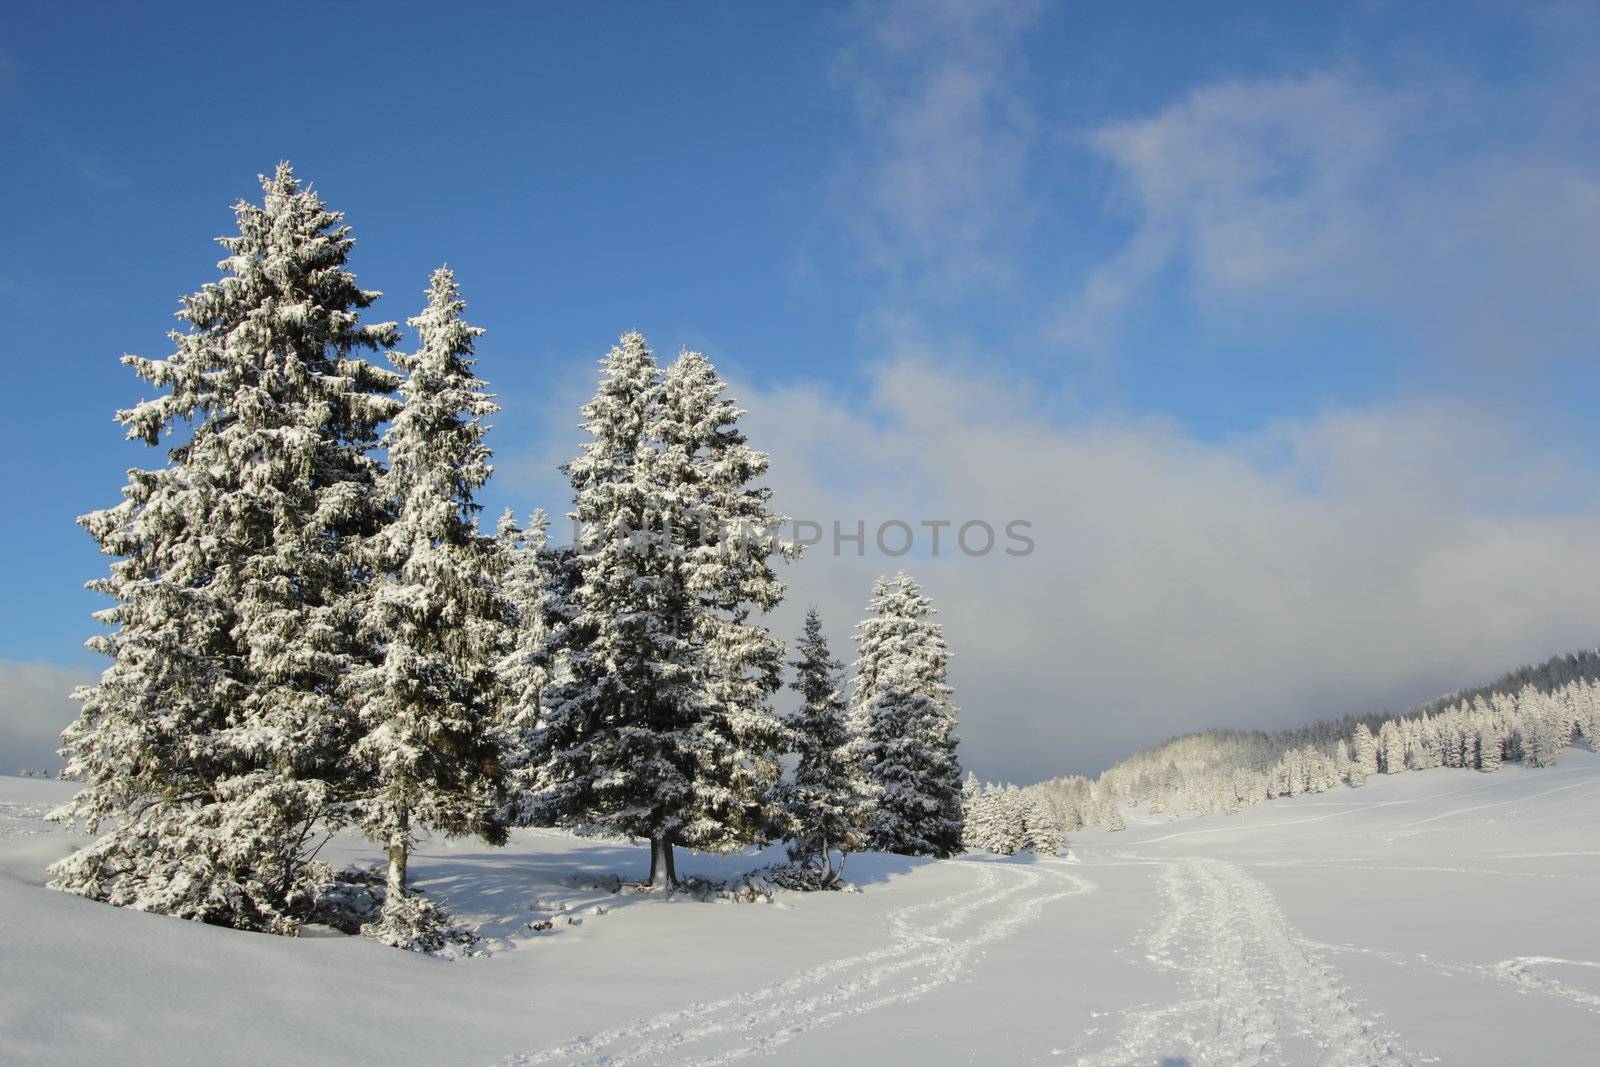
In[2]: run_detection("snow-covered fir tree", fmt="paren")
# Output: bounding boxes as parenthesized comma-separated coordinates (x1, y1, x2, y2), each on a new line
(534, 334, 686, 884)
(849, 573, 964, 858)
(1518, 685, 1567, 768)
(782, 608, 870, 882)
(960, 772, 982, 848)
(1477, 721, 1504, 771)
(1022, 791, 1064, 855)
(962, 781, 1062, 855)
(996, 785, 1029, 854)
(1350, 722, 1378, 785)
(1378, 719, 1404, 774)
(964, 784, 1019, 854)
(652, 348, 792, 867)
(349, 268, 507, 950)
(496, 508, 552, 725)
(493, 506, 580, 823)
(50, 164, 401, 932)
(534, 335, 790, 887)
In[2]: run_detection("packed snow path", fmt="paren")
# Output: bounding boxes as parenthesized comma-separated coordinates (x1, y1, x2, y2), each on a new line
(501, 858, 1095, 1066)
(1070, 856, 1412, 1066)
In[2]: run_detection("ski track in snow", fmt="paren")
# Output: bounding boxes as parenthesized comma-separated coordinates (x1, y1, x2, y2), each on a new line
(500, 858, 1094, 1066)
(0, 800, 52, 841)
(1242, 860, 1568, 880)
(1492, 957, 1600, 1014)
(1069, 857, 1414, 1066)
(1308, 940, 1600, 1018)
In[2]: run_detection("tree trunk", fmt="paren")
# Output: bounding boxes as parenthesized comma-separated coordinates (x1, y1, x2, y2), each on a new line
(648, 833, 678, 889)
(820, 835, 834, 883)
(386, 806, 410, 910)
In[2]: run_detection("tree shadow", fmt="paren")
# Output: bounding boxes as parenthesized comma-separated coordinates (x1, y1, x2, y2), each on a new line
(406, 841, 674, 943)
(394, 837, 951, 945)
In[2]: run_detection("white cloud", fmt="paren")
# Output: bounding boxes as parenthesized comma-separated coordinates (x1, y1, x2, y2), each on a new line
(0, 660, 93, 775)
(736, 360, 1600, 784)
(1055, 63, 1600, 372)
(832, 0, 1043, 293)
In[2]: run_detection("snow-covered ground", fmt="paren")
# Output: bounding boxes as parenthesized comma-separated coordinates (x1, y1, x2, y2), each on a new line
(5, 753, 1600, 1065)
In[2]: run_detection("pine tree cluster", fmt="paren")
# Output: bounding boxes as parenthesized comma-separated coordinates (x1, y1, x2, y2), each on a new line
(50, 166, 969, 949)
(960, 775, 1064, 856)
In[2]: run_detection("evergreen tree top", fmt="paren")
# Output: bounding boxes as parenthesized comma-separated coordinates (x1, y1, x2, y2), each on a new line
(122, 161, 401, 448)
(382, 266, 498, 539)
(396, 267, 489, 379)
(658, 348, 749, 454)
(851, 571, 953, 713)
(792, 608, 842, 675)
(566, 332, 658, 489)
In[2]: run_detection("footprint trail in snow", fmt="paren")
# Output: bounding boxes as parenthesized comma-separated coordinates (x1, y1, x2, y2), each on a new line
(500, 858, 1094, 1066)
(1070, 856, 1414, 1066)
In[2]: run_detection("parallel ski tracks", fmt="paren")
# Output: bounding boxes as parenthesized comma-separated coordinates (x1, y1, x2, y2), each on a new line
(501, 858, 1093, 1066)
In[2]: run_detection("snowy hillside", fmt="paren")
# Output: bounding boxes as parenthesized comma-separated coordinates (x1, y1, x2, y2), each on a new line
(6, 753, 1600, 1065)
(1025, 649, 1600, 832)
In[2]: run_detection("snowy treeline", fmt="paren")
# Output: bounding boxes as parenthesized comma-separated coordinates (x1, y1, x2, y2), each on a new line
(48, 165, 966, 950)
(1030, 651, 1600, 830)
(960, 774, 1064, 856)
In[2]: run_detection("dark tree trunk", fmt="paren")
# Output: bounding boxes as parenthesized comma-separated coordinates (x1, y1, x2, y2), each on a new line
(648, 833, 678, 889)
(385, 805, 410, 913)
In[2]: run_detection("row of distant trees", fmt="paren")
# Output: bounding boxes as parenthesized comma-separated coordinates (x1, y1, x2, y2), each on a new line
(1028, 651, 1600, 830)
(48, 165, 963, 952)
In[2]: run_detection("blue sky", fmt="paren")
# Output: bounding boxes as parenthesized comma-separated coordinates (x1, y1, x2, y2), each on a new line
(2, 1, 1598, 781)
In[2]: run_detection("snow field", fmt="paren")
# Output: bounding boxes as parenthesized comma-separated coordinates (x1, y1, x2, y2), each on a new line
(5, 752, 1600, 1065)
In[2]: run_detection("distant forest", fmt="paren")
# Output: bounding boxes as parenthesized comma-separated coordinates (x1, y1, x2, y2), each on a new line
(1012, 650, 1600, 833)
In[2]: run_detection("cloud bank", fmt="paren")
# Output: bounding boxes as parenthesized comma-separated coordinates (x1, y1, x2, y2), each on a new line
(742, 360, 1600, 784)
(790, 2, 1600, 782)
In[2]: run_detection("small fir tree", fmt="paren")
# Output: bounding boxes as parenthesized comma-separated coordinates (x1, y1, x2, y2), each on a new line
(848, 573, 964, 858)
(1022, 791, 1064, 855)
(782, 609, 870, 882)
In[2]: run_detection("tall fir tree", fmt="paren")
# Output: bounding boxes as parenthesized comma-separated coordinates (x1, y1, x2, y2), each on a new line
(50, 164, 401, 932)
(535, 335, 791, 887)
(536, 333, 695, 886)
(782, 608, 869, 881)
(848, 572, 964, 858)
(349, 268, 507, 949)
(653, 349, 792, 864)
